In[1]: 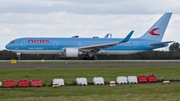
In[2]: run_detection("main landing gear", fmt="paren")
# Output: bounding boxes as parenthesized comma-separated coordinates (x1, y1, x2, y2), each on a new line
(82, 54, 96, 60)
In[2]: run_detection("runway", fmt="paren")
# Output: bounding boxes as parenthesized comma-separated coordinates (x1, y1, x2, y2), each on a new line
(0, 60, 180, 68)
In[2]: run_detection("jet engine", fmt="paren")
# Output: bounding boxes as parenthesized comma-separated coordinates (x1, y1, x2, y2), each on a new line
(63, 48, 79, 57)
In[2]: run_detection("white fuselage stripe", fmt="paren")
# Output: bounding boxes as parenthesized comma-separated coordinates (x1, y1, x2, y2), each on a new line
(11, 50, 145, 55)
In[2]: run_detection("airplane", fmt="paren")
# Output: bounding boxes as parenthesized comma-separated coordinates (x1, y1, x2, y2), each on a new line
(104, 34, 110, 38)
(5, 12, 173, 60)
(92, 33, 110, 38)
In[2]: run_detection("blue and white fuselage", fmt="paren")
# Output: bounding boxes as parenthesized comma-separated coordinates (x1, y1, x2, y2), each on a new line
(5, 12, 173, 60)
(6, 37, 167, 54)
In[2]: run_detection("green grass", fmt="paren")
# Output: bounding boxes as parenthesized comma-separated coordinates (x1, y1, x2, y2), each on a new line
(0, 66, 180, 101)
(0, 67, 180, 86)
(1, 85, 180, 101)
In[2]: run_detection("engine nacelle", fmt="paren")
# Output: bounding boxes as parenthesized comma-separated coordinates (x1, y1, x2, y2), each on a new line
(63, 48, 79, 57)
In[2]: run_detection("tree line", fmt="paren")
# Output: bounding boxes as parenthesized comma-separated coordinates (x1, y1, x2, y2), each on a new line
(0, 42, 180, 60)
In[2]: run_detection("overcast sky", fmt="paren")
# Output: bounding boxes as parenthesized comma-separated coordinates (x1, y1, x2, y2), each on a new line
(0, 0, 180, 50)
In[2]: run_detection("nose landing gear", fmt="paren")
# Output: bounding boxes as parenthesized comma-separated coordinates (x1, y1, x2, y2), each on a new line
(16, 53, 21, 60)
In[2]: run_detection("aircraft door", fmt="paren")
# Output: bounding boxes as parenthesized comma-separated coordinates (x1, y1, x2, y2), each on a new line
(21, 41, 26, 47)
(53, 41, 59, 48)
(78, 42, 81, 47)
(134, 42, 139, 48)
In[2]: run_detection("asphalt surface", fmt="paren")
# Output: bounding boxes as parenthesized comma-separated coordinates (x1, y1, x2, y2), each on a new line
(1, 61, 180, 68)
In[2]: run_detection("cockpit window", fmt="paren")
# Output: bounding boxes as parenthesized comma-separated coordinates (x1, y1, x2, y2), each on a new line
(9, 41, 15, 44)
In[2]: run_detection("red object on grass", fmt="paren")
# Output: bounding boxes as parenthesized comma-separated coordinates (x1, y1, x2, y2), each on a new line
(30, 79, 42, 87)
(18, 80, 30, 87)
(147, 75, 157, 83)
(137, 76, 147, 83)
(3, 80, 16, 87)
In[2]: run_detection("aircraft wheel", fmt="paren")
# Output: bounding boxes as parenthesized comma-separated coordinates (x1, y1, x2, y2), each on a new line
(16, 53, 21, 60)
(91, 56, 95, 60)
(87, 57, 91, 60)
(83, 57, 87, 60)
(82, 55, 96, 60)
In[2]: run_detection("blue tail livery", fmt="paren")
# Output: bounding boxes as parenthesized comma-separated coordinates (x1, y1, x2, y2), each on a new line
(104, 33, 110, 38)
(5, 12, 173, 60)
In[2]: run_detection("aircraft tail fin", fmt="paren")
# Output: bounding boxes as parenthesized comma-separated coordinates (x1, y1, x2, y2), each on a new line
(139, 12, 172, 42)
(104, 34, 109, 38)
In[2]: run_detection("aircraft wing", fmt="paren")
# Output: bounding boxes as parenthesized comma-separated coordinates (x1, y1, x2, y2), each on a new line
(79, 31, 134, 52)
(148, 41, 174, 46)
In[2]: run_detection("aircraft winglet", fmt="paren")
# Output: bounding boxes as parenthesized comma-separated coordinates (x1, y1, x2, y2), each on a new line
(119, 30, 134, 43)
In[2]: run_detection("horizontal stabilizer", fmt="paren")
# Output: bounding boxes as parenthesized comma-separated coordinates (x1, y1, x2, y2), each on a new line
(148, 41, 174, 46)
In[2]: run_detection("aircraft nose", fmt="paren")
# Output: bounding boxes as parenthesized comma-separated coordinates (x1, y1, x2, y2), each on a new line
(5, 44, 9, 49)
(5, 44, 13, 49)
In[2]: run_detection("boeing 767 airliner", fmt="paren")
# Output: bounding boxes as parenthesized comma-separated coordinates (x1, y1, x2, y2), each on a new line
(5, 12, 173, 60)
